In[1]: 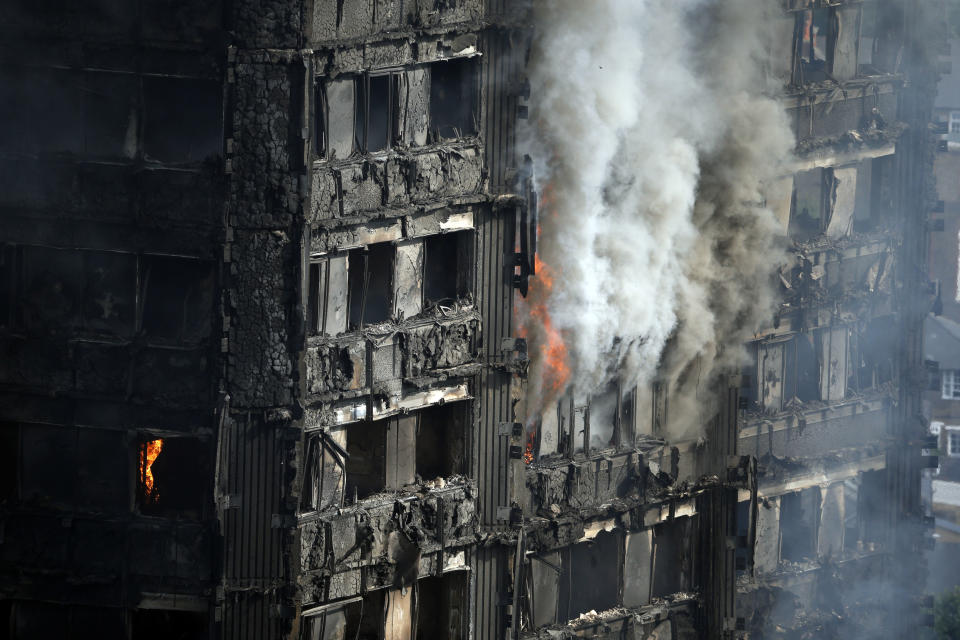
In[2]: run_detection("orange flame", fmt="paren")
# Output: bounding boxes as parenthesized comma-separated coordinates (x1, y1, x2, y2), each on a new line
(140, 439, 163, 501)
(518, 183, 570, 465)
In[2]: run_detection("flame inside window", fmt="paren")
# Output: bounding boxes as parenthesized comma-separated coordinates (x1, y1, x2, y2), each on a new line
(139, 439, 164, 502)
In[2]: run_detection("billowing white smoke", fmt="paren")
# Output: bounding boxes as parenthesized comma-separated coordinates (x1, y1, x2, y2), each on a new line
(522, 0, 794, 439)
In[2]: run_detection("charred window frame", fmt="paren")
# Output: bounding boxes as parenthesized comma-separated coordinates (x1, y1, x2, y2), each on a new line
(300, 428, 347, 513)
(0, 66, 222, 163)
(347, 243, 394, 330)
(429, 58, 479, 141)
(423, 231, 473, 306)
(351, 73, 398, 155)
(341, 400, 470, 502)
(307, 253, 349, 336)
(947, 428, 960, 457)
(788, 168, 831, 241)
(556, 530, 624, 622)
(139, 254, 215, 344)
(136, 434, 209, 519)
(792, 7, 833, 84)
(416, 572, 469, 639)
(779, 488, 820, 562)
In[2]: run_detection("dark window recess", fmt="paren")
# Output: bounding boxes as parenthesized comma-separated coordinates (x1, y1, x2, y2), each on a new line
(735, 501, 751, 574)
(859, 469, 886, 544)
(740, 344, 759, 409)
(844, 477, 861, 551)
(132, 609, 208, 640)
(424, 232, 470, 304)
(416, 403, 468, 481)
(857, 316, 897, 388)
(348, 244, 394, 329)
(780, 488, 819, 561)
(353, 75, 395, 153)
(417, 572, 468, 640)
(20, 246, 83, 333)
(20, 424, 77, 507)
(301, 429, 346, 513)
(430, 58, 478, 140)
(558, 531, 622, 622)
(783, 334, 820, 403)
(789, 168, 828, 241)
(83, 251, 136, 337)
(140, 255, 214, 342)
(344, 417, 415, 500)
(313, 83, 326, 158)
(0, 244, 14, 328)
(84, 71, 138, 158)
(142, 77, 222, 164)
(651, 519, 688, 598)
(10, 602, 67, 639)
(0, 68, 83, 155)
(0, 423, 15, 503)
(308, 261, 322, 334)
(137, 436, 208, 518)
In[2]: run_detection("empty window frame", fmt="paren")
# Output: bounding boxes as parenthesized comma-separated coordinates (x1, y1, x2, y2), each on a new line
(423, 231, 471, 305)
(779, 488, 820, 562)
(789, 168, 829, 241)
(415, 402, 469, 481)
(344, 416, 416, 500)
(416, 572, 468, 640)
(0, 67, 221, 162)
(300, 427, 347, 513)
(9, 602, 126, 640)
(320, 73, 398, 157)
(429, 58, 478, 141)
(301, 594, 384, 640)
(140, 255, 215, 343)
(347, 243, 394, 329)
(136, 435, 208, 518)
(557, 530, 623, 621)
(307, 254, 350, 336)
(132, 609, 208, 640)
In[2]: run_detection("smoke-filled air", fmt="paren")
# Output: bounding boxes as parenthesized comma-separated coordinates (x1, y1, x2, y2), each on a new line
(521, 0, 795, 440)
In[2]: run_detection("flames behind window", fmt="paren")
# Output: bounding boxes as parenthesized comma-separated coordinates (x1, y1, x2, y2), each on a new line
(137, 436, 207, 518)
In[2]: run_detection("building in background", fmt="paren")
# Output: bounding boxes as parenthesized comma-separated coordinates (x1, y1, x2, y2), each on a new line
(0, 0, 941, 639)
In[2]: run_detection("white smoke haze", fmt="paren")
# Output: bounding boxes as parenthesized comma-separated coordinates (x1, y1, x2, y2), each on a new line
(522, 0, 795, 439)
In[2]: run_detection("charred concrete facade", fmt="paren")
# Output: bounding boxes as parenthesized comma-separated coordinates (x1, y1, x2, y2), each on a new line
(0, 1, 940, 640)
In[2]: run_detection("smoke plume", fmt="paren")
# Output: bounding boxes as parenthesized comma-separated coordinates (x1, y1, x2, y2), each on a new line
(521, 0, 795, 439)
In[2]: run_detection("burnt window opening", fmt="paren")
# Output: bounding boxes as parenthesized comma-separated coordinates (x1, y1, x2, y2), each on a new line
(843, 476, 861, 551)
(557, 531, 623, 622)
(0, 68, 221, 163)
(132, 609, 208, 640)
(140, 255, 214, 343)
(137, 436, 208, 519)
(347, 243, 394, 330)
(344, 417, 415, 500)
(423, 231, 471, 306)
(308, 255, 349, 336)
(735, 500, 752, 575)
(300, 428, 347, 513)
(0, 244, 15, 329)
(430, 58, 478, 141)
(793, 8, 832, 84)
(789, 168, 829, 241)
(783, 333, 820, 406)
(0, 423, 17, 504)
(780, 488, 820, 562)
(142, 76, 222, 164)
(415, 402, 468, 481)
(353, 74, 397, 154)
(856, 316, 897, 389)
(301, 592, 390, 640)
(854, 155, 894, 233)
(9, 602, 126, 640)
(527, 552, 562, 628)
(587, 383, 620, 451)
(740, 343, 759, 410)
(651, 517, 691, 598)
(416, 572, 468, 640)
(0, 600, 9, 640)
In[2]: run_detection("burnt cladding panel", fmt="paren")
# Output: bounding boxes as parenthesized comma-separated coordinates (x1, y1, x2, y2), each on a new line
(474, 206, 514, 527)
(472, 547, 507, 640)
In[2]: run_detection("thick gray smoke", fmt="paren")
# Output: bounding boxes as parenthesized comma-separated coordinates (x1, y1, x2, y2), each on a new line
(522, 0, 794, 439)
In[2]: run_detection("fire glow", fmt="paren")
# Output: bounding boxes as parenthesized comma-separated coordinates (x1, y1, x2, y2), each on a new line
(140, 439, 163, 501)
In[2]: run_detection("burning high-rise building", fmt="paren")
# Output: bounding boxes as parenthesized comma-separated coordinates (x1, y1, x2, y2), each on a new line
(0, 0, 943, 638)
